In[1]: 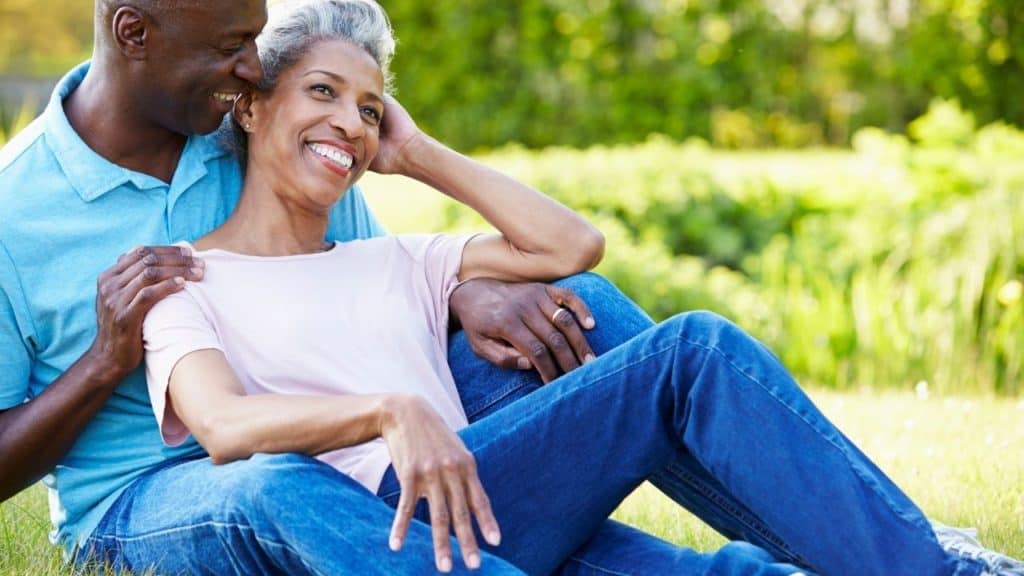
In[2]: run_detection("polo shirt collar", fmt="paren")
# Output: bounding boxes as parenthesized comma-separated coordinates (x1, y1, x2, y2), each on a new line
(43, 62, 226, 203)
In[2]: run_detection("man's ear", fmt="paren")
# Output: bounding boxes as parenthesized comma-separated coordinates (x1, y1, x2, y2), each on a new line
(233, 91, 260, 132)
(112, 7, 150, 60)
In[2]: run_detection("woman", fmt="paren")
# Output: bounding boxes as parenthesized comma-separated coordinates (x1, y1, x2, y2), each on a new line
(141, 1, 1014, 575)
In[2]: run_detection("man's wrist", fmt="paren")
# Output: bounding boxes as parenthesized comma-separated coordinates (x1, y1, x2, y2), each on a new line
(80, 344, 131, 390)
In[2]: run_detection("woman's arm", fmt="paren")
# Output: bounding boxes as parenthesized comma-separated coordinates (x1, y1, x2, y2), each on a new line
(167, 348, 501, 570)
(373, 97, 604, 283)
(167, 349, 387, 464)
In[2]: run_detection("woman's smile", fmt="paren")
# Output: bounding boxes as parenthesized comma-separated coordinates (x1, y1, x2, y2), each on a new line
(307, 141, 355, 178)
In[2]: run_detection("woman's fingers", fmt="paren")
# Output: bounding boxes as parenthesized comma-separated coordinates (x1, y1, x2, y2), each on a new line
(465, 474, 501, 547)
(426, 480, 454, 572)
(389, 488, 417, 552)
(443, 475, 481, 570)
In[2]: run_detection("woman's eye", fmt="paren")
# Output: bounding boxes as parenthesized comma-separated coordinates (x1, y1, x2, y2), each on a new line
(361, 107, 381, 124)
(311, 84, 335, 98)
(220, 45, 244, 55)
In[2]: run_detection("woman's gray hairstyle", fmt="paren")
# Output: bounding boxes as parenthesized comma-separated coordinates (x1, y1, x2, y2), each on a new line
(219, 0, 396, 160)
(258, 0, 396, 92)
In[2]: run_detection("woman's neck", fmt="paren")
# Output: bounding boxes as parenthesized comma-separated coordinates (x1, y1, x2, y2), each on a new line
(196, 169, 332, 256)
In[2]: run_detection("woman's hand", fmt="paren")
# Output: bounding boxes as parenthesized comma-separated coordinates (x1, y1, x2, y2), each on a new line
(370, 95, 424, 176)
(380, 394, 501, 572)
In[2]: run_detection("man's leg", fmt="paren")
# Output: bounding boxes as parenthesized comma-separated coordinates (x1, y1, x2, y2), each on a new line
(449, 273, 800, 561)
(436, 311, 982, 576)
(79, 453, 523, 575)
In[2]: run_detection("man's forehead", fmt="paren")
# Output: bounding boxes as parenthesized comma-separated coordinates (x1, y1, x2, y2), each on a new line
(166, 0, 268, 36)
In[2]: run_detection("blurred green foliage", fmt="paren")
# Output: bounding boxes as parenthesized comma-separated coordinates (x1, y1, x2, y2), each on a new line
(2, 0, 1023, 150)
(415, 101, 1024, 395)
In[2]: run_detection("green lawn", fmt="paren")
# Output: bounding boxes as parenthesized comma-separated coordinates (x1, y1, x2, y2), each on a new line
(2, 388, 1021, 574)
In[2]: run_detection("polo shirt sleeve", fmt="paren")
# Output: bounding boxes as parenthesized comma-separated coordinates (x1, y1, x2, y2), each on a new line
(0, 243, 32, 410)
(327, 184, 387, 242)
(142, 288, 222, 446)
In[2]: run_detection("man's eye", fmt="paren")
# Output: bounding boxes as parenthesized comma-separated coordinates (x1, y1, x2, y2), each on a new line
(221, 45, 244, 55)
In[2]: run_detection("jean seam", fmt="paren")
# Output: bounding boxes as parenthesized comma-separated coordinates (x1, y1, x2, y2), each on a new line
(95, 521, 327, 576)
(564, 554, 635, 576)
(677, 330, 944, 567)
(464, 381, 533, 422)
(659, 460, 804, 565)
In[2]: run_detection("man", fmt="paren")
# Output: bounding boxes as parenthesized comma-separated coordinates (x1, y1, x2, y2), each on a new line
(0, 1, 611, 573)
(1, 1, 1019, 574)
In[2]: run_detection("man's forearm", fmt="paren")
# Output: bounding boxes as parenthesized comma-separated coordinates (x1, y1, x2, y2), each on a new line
(0, 352, 122, 501)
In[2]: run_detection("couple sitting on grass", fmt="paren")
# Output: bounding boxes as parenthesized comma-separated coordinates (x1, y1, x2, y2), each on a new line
(0, 0, 1021, 574)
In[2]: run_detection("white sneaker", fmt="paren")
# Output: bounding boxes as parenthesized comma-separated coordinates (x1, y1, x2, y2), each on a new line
(931, 521, 1024, 576)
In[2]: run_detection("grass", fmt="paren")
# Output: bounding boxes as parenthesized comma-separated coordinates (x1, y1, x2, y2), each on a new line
(2, 388, 1021, 574)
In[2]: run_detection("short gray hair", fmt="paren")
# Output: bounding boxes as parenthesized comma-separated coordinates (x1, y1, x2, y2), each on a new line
(219, 0, 396, 160)
(259, 0, 396, 92)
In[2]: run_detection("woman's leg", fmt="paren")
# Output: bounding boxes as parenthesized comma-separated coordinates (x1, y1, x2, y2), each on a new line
(79, 453, 524, 575)
(449, 273, 806, 560)
(425, 311, 982, 576)
(557, 520, 807, 576)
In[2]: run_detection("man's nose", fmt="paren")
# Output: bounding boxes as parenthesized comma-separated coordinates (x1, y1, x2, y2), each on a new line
(235, 40, 263, 86)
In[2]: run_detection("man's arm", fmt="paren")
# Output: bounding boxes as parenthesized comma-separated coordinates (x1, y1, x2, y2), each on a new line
(0, 246, 203, 501)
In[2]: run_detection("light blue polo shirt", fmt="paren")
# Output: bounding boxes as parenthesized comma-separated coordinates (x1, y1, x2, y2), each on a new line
(0, 62, 386, 554)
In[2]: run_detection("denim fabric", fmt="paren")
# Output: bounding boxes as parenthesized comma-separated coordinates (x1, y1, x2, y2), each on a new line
(81, 453, 524, 575)
(80, 274, 983, 575)
(383, 285, 986, 576)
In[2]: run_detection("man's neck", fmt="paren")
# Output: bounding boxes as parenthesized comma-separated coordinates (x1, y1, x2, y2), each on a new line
(63, 64, 187, 184)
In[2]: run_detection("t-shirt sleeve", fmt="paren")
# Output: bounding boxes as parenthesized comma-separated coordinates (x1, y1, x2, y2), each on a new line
(0, 243, 32, 409)
(142, 288, 223, 446)
(396, 234, 477, 334)
(327, 184, 387, 242)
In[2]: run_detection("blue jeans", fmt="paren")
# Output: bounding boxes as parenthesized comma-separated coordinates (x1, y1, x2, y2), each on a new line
(79, 274, 981, 575)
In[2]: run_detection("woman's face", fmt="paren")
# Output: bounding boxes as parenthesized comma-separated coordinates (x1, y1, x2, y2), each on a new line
(244, 39, 385, 209)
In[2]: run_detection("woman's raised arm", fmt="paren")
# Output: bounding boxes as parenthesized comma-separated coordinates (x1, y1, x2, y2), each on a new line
(373, 97, 605, 283)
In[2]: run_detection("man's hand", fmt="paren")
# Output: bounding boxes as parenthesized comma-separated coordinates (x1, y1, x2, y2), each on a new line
(88, 245, 204, 378)
(449, 278, 596, 383)
(370, 95, 423, 176)
(381, 395, 500, 572)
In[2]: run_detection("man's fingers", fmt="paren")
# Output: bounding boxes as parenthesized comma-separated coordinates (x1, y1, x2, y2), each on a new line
(542, 302, 595, 367)
(443, 478, 480, 570)
(389, 490, 417, 552)
(126, 276, 187, 316)
(115, 248, 204, 290)
(426, 482, 453, 573)
(548, 285, 595, 330)
(522, 308, 579, 379)
(505, 322, 559, 383)
(466, 335, 530, 371)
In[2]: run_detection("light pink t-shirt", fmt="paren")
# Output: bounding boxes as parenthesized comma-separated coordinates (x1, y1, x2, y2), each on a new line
(142, 234, 473, 492)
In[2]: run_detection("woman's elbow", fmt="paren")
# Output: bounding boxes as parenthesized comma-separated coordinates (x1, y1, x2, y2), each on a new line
(569, 224, 605, 272)
(193, 415, 249, 465)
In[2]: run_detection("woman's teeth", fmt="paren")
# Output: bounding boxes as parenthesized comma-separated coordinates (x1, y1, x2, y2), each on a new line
(214, 92, 239, 103)
(308, 143, 354, 169)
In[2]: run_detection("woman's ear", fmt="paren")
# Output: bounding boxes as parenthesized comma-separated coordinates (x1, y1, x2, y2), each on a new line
(233, 91, 259, 132)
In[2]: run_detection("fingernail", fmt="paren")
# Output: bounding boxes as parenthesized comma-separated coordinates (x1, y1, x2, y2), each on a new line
(389, 536, 401, 551)
(584, 353, 596, 364)
(439, 556, 452, 572)
(192, 258, 205, 267)
(467, 553, 480, 569)
(516, 357, 532, 370)
(584, 316, 595, 329)
(190, 267, 203, 276)
(487, 529, 501, 546)
(173, 277, 185, 286)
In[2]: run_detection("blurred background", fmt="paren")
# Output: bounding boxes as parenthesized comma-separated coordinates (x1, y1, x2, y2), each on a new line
(1, 0, 1022, 396)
